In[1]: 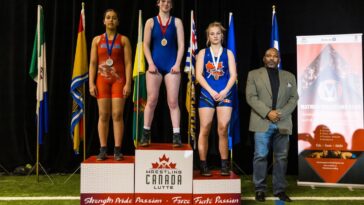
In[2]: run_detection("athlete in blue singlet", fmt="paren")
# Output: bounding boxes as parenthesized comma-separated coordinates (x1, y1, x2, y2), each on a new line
(199, 47, 232, 108)
(140, 0, 185, 147)
(151, 16, 177, 75)
(195, 22, 237, 177)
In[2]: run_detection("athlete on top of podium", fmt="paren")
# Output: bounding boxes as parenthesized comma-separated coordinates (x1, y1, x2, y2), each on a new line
(139, 0, 185, 147)
(195, 22, 237, 177)
(89, 9, 132, 161)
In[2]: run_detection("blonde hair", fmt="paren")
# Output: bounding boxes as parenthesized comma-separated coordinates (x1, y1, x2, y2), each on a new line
(205, 21, 226, 47)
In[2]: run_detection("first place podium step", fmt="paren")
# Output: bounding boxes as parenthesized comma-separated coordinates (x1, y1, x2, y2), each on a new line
(135, 143, 194, 205)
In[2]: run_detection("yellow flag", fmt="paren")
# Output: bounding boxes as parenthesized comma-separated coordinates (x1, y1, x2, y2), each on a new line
(70, 3, 88, 154)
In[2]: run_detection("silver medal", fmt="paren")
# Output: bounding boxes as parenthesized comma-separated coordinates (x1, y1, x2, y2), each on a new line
(106, 58, 113, 66)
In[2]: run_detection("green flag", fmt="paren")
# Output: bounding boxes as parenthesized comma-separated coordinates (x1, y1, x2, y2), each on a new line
(132, 10, 147, 147)
(29, 5, 48, 145)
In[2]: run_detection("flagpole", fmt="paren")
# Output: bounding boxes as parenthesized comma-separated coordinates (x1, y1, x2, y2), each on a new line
(137, 9, 141, 147)
(226, 12, 245, 176)
(136, 70, 139, 147)
(188, 10, 194, 146)
(36, 107, 40, 182)
(82, 2, 86, 162)
(64, 2, 87, 184)
(35, 5, 42, 183)
(82, 92, 86, 161)
(188, 72, 192, 146)
(228, 12, 234, 169)
(28, 5, 54, 184)
(136, 10, 142, 147)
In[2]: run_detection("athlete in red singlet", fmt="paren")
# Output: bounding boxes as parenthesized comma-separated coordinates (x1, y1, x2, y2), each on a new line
(96, 33, 126, 99)
(89, 9, 132, 161)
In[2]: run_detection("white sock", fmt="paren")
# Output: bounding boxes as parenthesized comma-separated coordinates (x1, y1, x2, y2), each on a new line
(144, 126, 151, 130)
(173, 128, 180, 134)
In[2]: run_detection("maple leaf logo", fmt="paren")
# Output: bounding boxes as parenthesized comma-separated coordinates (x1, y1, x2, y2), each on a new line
(151, 154, 177, 169)
(205, 61, 224, 80)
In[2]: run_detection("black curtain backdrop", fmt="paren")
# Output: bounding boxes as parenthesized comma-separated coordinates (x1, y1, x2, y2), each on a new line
(1, 0, 364, 174)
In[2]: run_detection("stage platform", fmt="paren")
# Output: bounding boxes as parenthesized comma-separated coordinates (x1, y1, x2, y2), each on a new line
(80, 144, 241, 205)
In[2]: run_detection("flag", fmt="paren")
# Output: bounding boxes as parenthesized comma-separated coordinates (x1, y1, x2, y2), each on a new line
(227, 12, 240, 150)
(132, 10, 147, 147)
(184, 10, 198, 149)
(29, 5, 48, 145)
(270, 5, 281, 68)
(70, 3, 88, 154)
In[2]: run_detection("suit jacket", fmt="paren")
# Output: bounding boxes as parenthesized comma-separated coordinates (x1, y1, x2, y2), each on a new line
(246, 67, 298, 134)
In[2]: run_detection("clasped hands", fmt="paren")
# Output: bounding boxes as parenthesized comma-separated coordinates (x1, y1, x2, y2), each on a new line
(268, 110, 281, 123)
(210, 89, 228, 102)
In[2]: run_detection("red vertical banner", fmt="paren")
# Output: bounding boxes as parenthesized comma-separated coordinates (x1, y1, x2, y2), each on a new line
(296, 34, 364, 186)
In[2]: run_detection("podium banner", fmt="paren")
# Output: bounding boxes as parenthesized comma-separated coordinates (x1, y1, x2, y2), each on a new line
(135, 144, 193, 204)
(296, 34, 364, 186)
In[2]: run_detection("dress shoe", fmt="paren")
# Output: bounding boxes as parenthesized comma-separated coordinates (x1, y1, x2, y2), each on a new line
(255, 191, 265, 202)
(274, 192, 292, 202)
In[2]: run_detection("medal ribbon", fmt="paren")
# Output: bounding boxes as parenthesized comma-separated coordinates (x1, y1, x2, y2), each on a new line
(157, 15, 171, 36)
(105, 32, 118, 57)
(208, 47, 222, 78)
(210, 47, 222, 69)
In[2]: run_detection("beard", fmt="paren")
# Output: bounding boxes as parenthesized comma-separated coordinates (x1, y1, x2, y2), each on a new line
(266, 61, 278, 69)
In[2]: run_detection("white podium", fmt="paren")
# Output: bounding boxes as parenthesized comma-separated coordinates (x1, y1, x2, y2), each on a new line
(80, 156, 135, 205)
(135, 143, 193, 204)
(193, 170, 241, 205)
(80, 144, 242, 205)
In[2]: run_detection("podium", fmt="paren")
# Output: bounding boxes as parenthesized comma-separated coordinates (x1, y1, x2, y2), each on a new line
(193, 170, 241, 205)
(135, 143, 193, 204)
(80, 144, 241, 205)
(80, 156, 135, 205)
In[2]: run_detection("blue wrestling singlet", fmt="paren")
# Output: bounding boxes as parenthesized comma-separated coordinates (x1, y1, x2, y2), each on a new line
(151, 16, 177, 75)
(199, 48, 233, 108)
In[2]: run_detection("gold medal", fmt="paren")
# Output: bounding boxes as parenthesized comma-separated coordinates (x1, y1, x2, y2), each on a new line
(161, 38, 168, 46)
(157, 15, 171, 47)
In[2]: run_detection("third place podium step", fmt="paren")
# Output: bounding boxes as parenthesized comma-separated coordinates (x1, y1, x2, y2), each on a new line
(193, 170, 241, 205)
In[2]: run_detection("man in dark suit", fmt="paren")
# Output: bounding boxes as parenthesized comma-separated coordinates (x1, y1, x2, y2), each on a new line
(246, 48, 298, 202)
